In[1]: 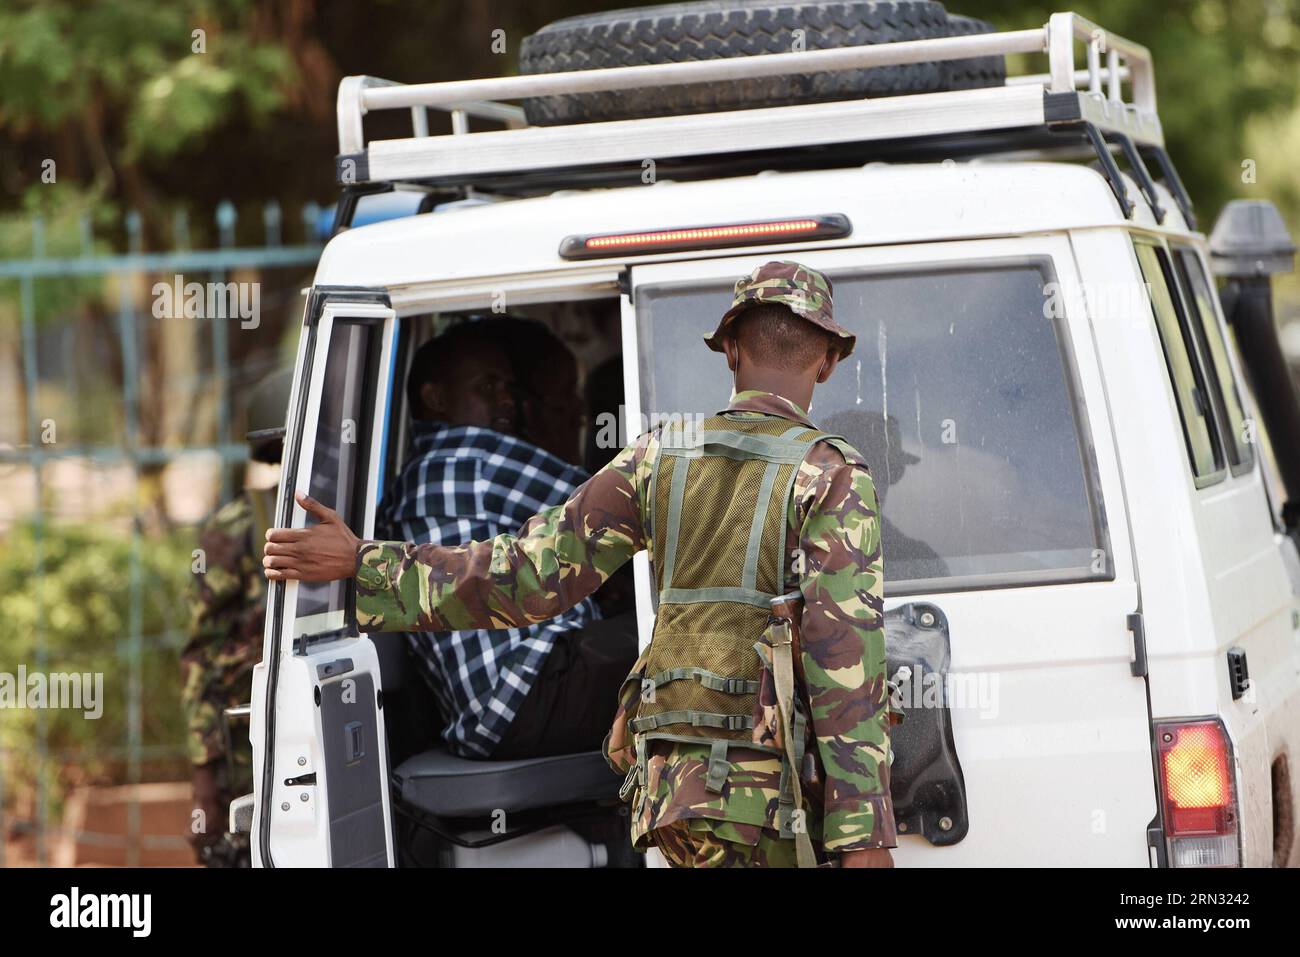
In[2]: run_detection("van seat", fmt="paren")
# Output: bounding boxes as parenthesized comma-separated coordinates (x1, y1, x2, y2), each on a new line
(393, 745, 621, 818)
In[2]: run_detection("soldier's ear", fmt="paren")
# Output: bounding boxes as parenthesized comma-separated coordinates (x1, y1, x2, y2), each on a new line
(816, 347, 839, 384)
(722, 335, 741, 373)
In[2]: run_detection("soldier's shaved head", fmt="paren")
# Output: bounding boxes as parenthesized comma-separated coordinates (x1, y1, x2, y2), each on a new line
(720, 302, 842, 414)
(732, 303, 835, 372)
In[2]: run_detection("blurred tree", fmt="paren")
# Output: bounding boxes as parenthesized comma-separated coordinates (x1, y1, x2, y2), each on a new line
(0, 1, 297, 239)
(0, 0, 575, 241)
(0, 0, 319, 245)
(3, 0, 1294, 233)
(964, 0, 1300, 224)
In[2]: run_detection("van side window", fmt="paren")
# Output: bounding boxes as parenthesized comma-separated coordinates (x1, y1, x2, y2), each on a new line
(1132, 242, 1225, 484)
(1171, 246, 1255, 474)
(295, 318, 383, 631)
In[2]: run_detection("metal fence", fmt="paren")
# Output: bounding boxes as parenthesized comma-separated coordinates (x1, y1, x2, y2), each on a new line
(0, 201, 323, 866)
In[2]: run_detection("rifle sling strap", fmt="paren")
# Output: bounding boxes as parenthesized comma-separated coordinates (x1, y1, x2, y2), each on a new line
(770, 617, 819, 869)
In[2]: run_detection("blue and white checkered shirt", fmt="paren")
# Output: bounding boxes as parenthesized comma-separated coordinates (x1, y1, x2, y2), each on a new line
(377, 420, 598, 757)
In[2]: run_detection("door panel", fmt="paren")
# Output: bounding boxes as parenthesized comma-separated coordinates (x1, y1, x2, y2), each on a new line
(628, 240, 1155, 865)
(253, 294, 398, 867)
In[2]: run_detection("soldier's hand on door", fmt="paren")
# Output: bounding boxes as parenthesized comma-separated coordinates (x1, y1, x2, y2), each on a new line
(263, 491, 361, 582)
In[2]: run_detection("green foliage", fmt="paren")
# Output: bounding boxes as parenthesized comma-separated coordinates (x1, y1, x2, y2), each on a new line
(1246, 93, 1300, 229)
(0, 519, 194, 810)
(0, 0, 291, 160)
(961, 0, 1300, 221)
(1, 0, 1297, 237)
(127, 31, 291, 160)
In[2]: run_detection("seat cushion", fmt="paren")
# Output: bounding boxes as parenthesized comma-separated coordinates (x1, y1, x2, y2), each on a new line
(393, 746, 621, 818)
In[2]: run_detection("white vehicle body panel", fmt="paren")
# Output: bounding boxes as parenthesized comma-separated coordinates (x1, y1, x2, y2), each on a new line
(1069, 229, 1300, 866)
(253, 157, 1300, 866)
(312, 163, 1176, 309)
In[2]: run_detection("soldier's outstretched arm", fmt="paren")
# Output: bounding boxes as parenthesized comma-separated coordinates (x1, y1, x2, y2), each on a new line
(797, 457, 898, 855)
(264, 440, 648, 632)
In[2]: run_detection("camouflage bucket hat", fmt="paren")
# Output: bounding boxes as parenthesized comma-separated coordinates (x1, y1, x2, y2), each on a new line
(703, 260, 856, 359)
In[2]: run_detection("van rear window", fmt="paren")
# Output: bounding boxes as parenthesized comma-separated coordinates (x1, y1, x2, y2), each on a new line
(635, 261, 1109, 594)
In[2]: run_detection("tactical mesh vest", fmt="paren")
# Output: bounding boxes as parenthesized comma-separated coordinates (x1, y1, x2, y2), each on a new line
(627, 410, 840, 837)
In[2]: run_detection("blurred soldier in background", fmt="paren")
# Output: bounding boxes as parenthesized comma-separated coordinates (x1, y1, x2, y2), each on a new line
(181, 368, 292, 866)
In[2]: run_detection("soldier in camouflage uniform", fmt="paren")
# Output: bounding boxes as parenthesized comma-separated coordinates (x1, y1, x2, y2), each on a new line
(264, 262, 897, 868)
(182, 369, 291, 862)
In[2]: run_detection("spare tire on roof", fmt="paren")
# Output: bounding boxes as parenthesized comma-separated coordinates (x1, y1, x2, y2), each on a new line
(941, 13, 1006, 91)
(518, 1, 1006, 127)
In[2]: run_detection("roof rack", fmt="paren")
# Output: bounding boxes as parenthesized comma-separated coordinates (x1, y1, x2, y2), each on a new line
(333, 11, 1195, 228)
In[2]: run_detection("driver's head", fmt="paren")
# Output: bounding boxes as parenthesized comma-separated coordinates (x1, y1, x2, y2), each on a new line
(407, 322, 516, 432)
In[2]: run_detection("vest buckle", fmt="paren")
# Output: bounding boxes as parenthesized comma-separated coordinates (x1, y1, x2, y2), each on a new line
(705, 739, 729, 794)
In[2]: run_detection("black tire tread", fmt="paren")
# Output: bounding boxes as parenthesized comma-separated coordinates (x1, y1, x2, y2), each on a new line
(519, 1, 960, 126)
(941, 14, 1007, 91)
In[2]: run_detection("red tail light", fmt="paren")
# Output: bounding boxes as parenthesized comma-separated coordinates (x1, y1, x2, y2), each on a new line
(1155, 718, 1240, 867)
(558, 214, 851, 260)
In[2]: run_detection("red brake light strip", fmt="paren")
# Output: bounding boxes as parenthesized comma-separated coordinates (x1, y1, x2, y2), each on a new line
(559, 214, 850, 259)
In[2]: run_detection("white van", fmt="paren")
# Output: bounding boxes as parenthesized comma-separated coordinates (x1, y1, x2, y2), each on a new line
(243, 7, 1300, 868)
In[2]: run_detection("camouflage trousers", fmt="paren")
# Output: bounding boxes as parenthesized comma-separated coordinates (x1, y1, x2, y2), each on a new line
(649, 818, 799, 868)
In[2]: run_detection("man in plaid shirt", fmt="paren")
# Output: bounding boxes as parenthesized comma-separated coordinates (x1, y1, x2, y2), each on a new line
(379, 321, 636, 760)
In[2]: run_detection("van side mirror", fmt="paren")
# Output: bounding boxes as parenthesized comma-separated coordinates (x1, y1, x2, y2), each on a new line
(1210, 200, 1300, 532)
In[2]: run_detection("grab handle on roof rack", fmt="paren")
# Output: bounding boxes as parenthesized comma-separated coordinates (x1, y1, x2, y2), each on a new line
(1141, 147, 1198, 231)
(1077, 122, 1134, 220)
(1106, 132, 1165, 225)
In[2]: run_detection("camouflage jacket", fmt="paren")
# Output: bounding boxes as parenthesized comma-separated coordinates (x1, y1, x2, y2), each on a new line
(181, 489, 273, 771)
(355, 390, 897, 853)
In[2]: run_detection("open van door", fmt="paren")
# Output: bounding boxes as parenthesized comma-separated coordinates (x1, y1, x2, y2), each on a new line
(251, 289, 398, 867)
(625, 240, 1158, 864)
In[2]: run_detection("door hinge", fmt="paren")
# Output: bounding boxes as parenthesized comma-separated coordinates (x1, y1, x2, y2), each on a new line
(1127, 612, 1148, 677)
(1226, 646, 1250, 700)
(618, 268, 633, 302)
